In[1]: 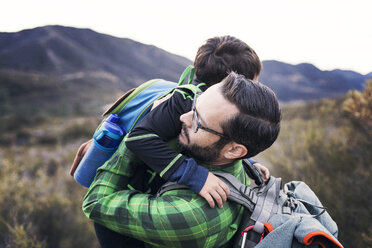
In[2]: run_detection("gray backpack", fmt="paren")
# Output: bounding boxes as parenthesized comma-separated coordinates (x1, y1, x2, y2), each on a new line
(157, 160, 342, 248)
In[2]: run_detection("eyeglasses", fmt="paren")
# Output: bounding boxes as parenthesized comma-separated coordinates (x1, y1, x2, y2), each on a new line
(192, 92, 230, 139)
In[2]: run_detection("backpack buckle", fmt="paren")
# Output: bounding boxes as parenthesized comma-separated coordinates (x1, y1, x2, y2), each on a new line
(282, 192, 298, 214)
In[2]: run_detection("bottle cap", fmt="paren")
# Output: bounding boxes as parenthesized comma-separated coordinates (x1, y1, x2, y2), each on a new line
(98, 113, 124, 139)
(107, 113, 120, 124)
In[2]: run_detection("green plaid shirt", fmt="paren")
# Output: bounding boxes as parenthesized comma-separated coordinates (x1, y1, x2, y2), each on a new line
(83, 137, 250, 247)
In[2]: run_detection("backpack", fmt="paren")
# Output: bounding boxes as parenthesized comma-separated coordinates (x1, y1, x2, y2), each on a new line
(157, 160, 343, 248)
(70, 66, 203, 177)
(101, 65, 202, 133)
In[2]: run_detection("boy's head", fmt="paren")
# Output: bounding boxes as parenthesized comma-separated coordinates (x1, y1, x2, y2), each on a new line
(194, 36, 261, 87)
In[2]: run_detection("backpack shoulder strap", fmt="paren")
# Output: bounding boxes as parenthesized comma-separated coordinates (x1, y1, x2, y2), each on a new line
(157, 171, 257, 212)
(104, 79, 175, 116)
(103, 65, 196, 117)
(157, 160, 266, 211)
(213, 172, 257, 212)
(156, 172, 284, 248)
(178, 65, 195, 85)
(175, 65, 207, 99)
(157, 181, 189, 195)
(101, 79, 178, 133)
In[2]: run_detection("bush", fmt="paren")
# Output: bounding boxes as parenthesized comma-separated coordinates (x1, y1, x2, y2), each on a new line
(0, 148, 99, 248)
(261, 91, 372, 248)
(0, 218, 46, 248)
(343, 79, 372, 138)
(60, 119, 100, 144)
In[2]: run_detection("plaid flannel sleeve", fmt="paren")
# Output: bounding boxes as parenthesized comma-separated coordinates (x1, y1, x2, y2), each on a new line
(82, 142, 244, 247)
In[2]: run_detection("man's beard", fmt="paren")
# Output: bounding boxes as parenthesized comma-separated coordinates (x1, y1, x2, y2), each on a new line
(179, 124, 229, 164)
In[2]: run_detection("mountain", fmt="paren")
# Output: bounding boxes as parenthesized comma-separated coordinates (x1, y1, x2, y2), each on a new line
(259, 61, 371, 102)
(0, 25, 370, 116)
(0, 25, 191, 87)
(366, 72, 372, 78)
(0, 25, 191, 116)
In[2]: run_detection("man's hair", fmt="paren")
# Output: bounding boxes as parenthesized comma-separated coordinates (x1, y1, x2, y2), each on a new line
(194, 36, 261, 87)
(220, 72, 281, 158)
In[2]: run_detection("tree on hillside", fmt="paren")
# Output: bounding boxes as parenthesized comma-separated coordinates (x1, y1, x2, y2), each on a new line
(343, 79, 372, 137)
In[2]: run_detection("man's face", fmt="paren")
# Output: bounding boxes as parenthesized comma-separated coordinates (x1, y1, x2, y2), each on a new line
(178, 83, 239, 164)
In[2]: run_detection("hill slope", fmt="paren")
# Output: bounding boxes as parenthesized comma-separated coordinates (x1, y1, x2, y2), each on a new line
(260, 60, 370, 101)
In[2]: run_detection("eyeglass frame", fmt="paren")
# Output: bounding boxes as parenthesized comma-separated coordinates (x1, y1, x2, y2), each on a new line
(191, 92, 230, 139)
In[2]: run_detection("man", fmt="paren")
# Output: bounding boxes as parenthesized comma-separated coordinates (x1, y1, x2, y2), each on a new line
(70, 36, 265, 207)
(124, 35, 265, 208)
(83, 72, 281, 247)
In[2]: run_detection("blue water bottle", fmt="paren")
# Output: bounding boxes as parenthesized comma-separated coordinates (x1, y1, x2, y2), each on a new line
(74, 114, 125, 187)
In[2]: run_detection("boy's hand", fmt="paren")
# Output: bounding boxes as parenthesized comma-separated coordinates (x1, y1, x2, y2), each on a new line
(199, 172, 230, 208)
(254, 163, 270, 181)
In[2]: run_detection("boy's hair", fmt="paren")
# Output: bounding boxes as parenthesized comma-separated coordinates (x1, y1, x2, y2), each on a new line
(220, 72, 281, 158)
(194, 36, 261, 87)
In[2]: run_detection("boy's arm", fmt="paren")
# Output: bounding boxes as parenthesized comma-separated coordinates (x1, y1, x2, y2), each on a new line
(246, 158, 270, 181)
(169, 158, 229, 208)
(253, 162, 270, 181)
(126, 91, 190, 180)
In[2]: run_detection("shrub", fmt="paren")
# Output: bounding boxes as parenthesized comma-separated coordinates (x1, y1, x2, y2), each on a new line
(0, 149, 99, 248)
(261, 93, 372, 248)
(343, 79, 372, 137)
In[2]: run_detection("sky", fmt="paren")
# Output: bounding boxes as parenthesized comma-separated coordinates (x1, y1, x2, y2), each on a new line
(1, 0, 371, 74)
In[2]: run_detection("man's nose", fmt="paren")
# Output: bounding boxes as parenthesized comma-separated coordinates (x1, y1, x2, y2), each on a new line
(180, 111, 193, 128)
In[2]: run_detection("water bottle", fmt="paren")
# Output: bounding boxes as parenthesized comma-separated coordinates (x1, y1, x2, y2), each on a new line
(74, 114, 125, 187)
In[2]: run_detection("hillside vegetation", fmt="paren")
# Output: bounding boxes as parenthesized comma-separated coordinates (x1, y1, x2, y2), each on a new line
(0, 116, 101, 248)
(259, 79, 372, 247)
(0, 81, 371, 247)
(0, 69, 124, 119)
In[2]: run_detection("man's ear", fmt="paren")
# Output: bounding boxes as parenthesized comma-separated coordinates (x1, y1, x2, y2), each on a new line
(223, 142, 248, 160)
